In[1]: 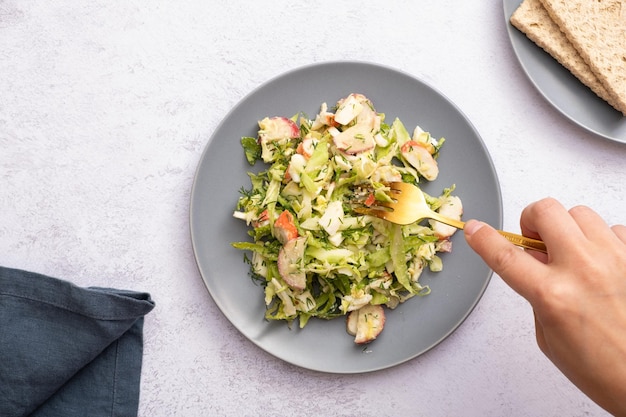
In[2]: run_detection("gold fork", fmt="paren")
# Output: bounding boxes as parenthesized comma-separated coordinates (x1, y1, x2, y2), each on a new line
(354, 182, 547, 253)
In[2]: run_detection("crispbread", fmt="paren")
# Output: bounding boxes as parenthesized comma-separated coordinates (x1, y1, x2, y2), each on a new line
(539, 0, 626, 116)
(510, 0, 618, 109)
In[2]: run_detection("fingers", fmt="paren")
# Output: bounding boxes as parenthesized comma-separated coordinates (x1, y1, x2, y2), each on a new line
(568, 205, 616, 242)
(526, 248, 549, 264)
(464, 219, 548, 300)
(466, 198, 624, 303)
(524, 199, 622, 249)
(612, 224, 626, 244)
(520, 199, 585, 256)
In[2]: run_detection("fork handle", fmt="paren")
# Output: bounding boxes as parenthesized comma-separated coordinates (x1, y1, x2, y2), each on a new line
(431, 215, 547, 253)
(495, 230, 547, 253)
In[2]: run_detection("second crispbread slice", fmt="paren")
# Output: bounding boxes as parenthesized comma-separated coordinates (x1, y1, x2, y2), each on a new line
(510, 0, 617, 108)
(540, 0, 626, 116)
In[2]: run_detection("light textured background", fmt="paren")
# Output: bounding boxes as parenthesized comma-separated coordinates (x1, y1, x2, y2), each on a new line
(1, 1, 624, 416)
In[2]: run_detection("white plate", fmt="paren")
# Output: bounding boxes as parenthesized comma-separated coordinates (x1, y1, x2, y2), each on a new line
(190, 61, 501, 373)
(503, 0, 626, 144)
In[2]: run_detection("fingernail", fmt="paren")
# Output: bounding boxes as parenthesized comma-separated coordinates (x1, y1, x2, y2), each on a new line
(464, 219, 485, 236)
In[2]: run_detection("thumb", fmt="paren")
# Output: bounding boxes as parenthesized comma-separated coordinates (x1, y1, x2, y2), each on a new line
(464, 219, 546, 300)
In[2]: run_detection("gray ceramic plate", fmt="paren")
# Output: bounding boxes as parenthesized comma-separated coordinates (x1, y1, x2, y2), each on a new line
(503, 0, 626, 144)
(190, 61, 501, 373)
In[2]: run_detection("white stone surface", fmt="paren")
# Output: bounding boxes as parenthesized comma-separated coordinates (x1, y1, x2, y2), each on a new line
(1, 1, 624, 416)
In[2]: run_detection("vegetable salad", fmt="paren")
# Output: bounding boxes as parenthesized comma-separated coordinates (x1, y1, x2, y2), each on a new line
(232, 93, 462, 344)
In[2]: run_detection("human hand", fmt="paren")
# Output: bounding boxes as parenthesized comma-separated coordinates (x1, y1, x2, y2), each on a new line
(464, 198, 626, 416)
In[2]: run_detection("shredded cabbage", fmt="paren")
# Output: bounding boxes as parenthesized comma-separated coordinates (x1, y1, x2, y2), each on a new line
(232, 94, 460, 335)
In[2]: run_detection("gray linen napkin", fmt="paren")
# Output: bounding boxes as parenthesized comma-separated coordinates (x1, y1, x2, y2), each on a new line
(0, 266, 155, 417)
